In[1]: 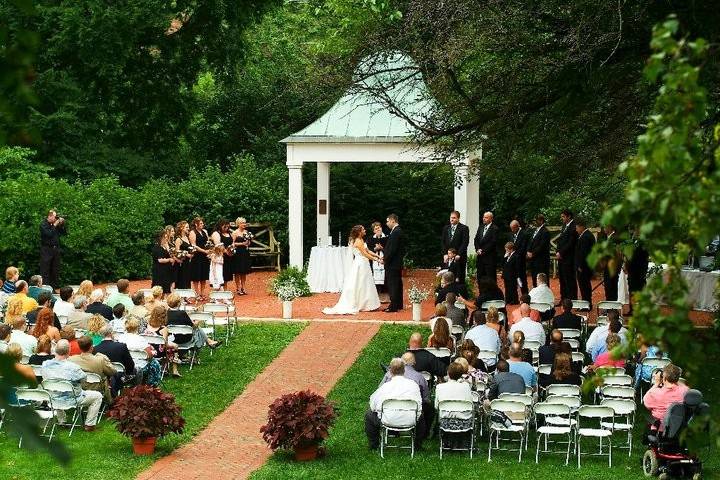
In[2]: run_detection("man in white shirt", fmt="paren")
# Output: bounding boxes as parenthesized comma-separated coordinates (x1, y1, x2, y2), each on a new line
(365, 357, 425, 450)
(529, 273, 555, 306)
(52, 286, 75, 318)
(463, 311, 500, 366)
(9, 317, 37, 357)
(586, 312, 628, 361)
(509, 304, 546, 345)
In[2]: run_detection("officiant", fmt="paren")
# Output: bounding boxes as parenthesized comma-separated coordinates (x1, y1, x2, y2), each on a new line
(441, 211, 469, 283)
(366, 222, 387, 293)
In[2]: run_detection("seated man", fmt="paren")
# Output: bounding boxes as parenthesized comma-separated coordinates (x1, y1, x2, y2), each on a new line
(435, 271, 462, 305)
(404, 332, 447, 378)
(552, 298, 583, 330)
(104, 278, 134, 312)
(486, 359, 526, 401)
(109, 303, 127, 334)
(9, 317, 37, 357)
(643, 364, 689, 430)
(9, 280, 39, 313)
(27, 275, 45, 301)
(93, 325, 135, 395)
(67, 295, 93, 329)
(27, 291, 62, 330)
(86, 288, 113, 321)
(52, 286, 75, 317)
(538, 329, 566, 366)
(381, 352, 433, 433)
(442, 292, 466, 328)
(587, 312, 628, 361)
(365, 357, 426, 450)
(529, 273, 555, 306)
(508, 296, 541, 325)
(507, 343, 537, 391)
(41, 339, 104, 432)
(68, 335, 117, 401)
(463, 310, 500, 367)
(0, 323, 12, 353)
(509, 304, 546, 345)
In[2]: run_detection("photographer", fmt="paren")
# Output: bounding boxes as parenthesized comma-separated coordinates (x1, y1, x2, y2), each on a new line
(40, 209, 66, 289)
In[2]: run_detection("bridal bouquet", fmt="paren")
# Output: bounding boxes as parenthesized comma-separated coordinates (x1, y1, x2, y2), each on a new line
(407, 281, 430, 304)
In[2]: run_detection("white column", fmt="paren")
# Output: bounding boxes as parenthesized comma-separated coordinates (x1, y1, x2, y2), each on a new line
(453, 156, 481, 241)
(288, 163, 304, 268)
(316, 162, 330, 246)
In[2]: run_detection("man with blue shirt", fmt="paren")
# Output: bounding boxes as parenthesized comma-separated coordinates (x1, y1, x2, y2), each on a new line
(507, 343, 537, 392)
(464, 311, 501, 366)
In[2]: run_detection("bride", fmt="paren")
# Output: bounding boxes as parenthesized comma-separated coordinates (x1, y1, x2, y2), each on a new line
(323, 225, 382, 315)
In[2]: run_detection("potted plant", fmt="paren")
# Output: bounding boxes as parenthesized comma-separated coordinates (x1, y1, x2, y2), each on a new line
(276, 282, 303, 319)
(408, 281, 430, 321)
(260, 390, 337, 461)
(401, 256, 415, 277)
(106, 385, 185, 455)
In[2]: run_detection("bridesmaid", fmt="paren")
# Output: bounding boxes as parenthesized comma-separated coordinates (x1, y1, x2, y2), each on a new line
(174, 221, 193, 289)
(231, 217, 252, 295)
(189, 217, 210, 300)
(151, 229, 176, 295)
(211, 219, 234, 291)
(164, 225, 178, 290)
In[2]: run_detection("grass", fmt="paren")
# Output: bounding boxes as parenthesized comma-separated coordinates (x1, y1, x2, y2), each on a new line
(0, 321, 305, 480)
(253, 324, 719, 480)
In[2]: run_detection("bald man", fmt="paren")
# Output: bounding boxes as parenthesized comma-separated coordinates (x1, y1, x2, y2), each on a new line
(474, 211, 499, 284)
(509, 220, 529, 294)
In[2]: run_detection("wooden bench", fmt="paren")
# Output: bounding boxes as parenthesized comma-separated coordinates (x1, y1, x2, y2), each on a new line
(247, 223, 281, 271)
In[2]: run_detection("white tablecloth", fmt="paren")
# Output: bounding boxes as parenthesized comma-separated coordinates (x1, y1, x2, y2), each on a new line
(680, 269, 720, 311)
(307, 246, 353, 293)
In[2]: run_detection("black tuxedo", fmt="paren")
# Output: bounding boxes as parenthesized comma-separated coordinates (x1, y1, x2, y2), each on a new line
(603, 232, 621, 301)
(384, 225, 405, 310)
(510, 228, 530, 293)
(551, 312, 583, 331)
(94, 339, 135, 374)
(440, 259, 464, 283)
(527, 225, 551, 287)
(441, 223, 469, 282)
(556, 220, 578, 300)
(474, 223, 499, 283)
(575, 229, 596, 305)
(502, 252, 522, 304)
(627, 242, 649, 293)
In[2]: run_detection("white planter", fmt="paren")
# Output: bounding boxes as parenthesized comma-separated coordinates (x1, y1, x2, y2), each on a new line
(282, 300, 293, 319)
(412, 303, 422, 321)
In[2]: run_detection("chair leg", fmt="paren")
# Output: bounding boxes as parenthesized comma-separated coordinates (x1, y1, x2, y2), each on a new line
(487, 431, 493, 462)
(410, 428, 415, 459)
(608, 438, 612, 467)
(380, 427, 385, 459)
(535, 434, 541, 463)
(518, 433, 524, 462)
(565, 433, 571, 466)
(439, 429, 443, 459)
(577, 434, 581, 468)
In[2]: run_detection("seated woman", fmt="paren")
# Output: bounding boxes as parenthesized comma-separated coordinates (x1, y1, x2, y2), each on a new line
(511, 330, 534, 364)
(144, 305, 181, 378)
(116, 317, 162, 386)
(6, 343, 36, 384)
(165, 294, 221, 349)
(485, 307, 507, 343)
(128, 291, 150, 332)
(427, 317, 454, 353)
(86, 314, 107, 346)
(31, 307, 60, 342)
(587, 333, 626, 372)
(75, 280, 94, 300)
(145, 286, 167, 312)
(458, 339, 488, 375)
(4, 296, 25, 328)
(29, 335, 54, 366)
(539, 353, 582, 388)
(633, 338, 668, 387)
(435, 361, 474, 442)
(59, 325, 81, 355)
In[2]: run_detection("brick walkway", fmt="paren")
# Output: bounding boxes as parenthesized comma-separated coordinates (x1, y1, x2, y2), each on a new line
(137, 321, 380, 480)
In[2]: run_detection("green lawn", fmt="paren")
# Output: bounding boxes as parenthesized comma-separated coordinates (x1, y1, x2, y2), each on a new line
(0, 322, 305, 480)
(253, 324, 719, 480)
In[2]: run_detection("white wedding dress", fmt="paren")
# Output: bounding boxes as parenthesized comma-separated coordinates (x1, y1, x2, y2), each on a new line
(323, 245, 381, 315)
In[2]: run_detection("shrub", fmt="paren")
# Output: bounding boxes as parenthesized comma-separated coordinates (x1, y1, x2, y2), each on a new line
(106, 385, 185, 439)
(260, 390, 336, 450)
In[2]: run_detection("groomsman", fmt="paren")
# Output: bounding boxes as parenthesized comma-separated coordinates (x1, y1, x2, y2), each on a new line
(602, 225, 620, 301)
(502, 242, 522, 304)
(574, 218, 596, 307)
(509, 220, 529, 294)
(526, 214, 550, 287)
(556, 209, 578, 300)
(383, 214, 405, 312)
(441, 211, 469, 283)
(474, 211, 499, 283)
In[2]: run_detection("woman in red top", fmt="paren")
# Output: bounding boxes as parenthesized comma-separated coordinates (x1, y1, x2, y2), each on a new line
(588, 333, 625, 371)
(60, 325, 81, 356)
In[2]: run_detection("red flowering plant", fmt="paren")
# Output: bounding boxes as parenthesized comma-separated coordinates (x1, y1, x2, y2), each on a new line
(106, 385, 185, 439)
(260, 390, 337, 450)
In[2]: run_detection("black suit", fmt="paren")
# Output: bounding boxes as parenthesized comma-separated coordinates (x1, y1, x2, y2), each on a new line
(474, 223, 499, 283)
(86, 301, 113, 321)
(441, 223, 470, 282)
(384, 225, 405, 310)
(510, 229, 530, 294)
(556, 220, 578, 300)
(39, 219, 66, 289)
(94, 339, 135, 374)
(575, 229, 596, 306)
(603, 232, 621, 301)
(627, 241, 649, 294)
(551, 312, 583, 330)
(439, 259, 464, 284)
(527, 225, 551, 287)
(502, 252, 522, 304)
(167, 309, 194, 344)
(405, 349, 448, 378)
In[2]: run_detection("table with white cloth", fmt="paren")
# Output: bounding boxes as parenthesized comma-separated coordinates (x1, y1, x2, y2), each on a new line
(680, 268, 720, 311)
(306, 246, 353, 293)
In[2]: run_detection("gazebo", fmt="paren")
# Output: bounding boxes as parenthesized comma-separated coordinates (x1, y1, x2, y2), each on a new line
(281, 53, 481, 268)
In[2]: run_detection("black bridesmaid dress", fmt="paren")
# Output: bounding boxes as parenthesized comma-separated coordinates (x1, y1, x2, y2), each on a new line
(221, 232, 235, 284)
(234, 231, 252, 275)
(190, 228, 210, 282)
(151, 242, 174, 294)
(175, 238, 193, 289)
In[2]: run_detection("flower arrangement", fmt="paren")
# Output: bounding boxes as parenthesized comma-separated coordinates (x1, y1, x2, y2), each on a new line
(275, 282, 305, 302)
(408, 281, 430, 304)
(269, 266, 311, 298)
(260, 390, 336, 456)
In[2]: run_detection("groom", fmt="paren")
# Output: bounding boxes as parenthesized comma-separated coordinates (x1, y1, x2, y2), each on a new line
(382, 214, 405, 312)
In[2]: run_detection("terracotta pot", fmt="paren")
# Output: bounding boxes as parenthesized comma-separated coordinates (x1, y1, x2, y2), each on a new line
(294, 443, 319, 461)
(132, 436, 157, 455)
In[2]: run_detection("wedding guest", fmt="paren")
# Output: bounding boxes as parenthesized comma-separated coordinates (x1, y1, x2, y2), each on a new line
(6, 343, 36, 384)
(556, 209, 578, 301)
(166, 293, 221, 349)
(144, 306, 181, 377)
(485, 307, 507, 343)
(2, 266, 19, 294)
(442, 292, 466, 327)
(458, 339, 489, 373)
(27, 292, 61, 330)
(474, 211, 499, 283)
(210, 219, 235, 291)
(502, 242, 521, 305)
(508, 297, 541, 326)
(405, 333, 447, 378)
(87, 314, 107, 346)
(0, 323, 11, 352)
(116, 317, 162, 386)
(435, 271, 462, 305)
(10, 280, 39, 313)
(441, 211, 470, 283)
(152, 228, 177, 294)
(109, 304, 126, 334)
(366, 222, 387, 293)
(231, 217, 252, 295)
(587, 333, 626, 371)
(643, 364, 689, 428)
(76, 280, 94, 300)
(105, 278, 134, 312)
(27, 275, 45, 301)
(145, 286, 167, 313)
(9, 317, 37, 357)
(174, 221, 194, 290)
(67, 296, 92, 329)
(69, 335, 116, 401)
(507, 343, 537, 390)
(94, 325, 135, 395)
(4, 296, 25, 327)
(538, 329, 566, 366)
(128, 291, 150, 331)
(552, 298, 583, 330)
(52, 286, 75, 317)
(528, 273, 556, 321)
(509, 304, 546, 345)
(86, 289, 113, 321)
(428, 317, 454, 352)
(31, 307, 61, 342)
(511, 331, 534, 364)
(429, 304, 452, 331)
(29, 334, 54, 366)
(189, 217, 211, 301)
(60, 325, 81, 355)
(464, 311, 500, 366)
(539, 353, 582, 388)
(527, 214, 551, 287)
(509, 220, 529, 294)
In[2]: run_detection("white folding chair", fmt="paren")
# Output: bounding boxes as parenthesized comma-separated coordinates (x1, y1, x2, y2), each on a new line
(488, 399, 527, 462)
(530, 302, 553, 313)
(572, 352, 586, 365)
(138, 288, 154, 298)
(84, 372, 108, 420)
(30, 364, 44, 380)
(576, 405, 614, 467)
(189, 311, 216, 353)
(203, 302, 233, 343)
(639, 358, 671, 395)
(14, 388, 57, 446)
(572, 300, 590, 311)
(595, 366, 625, 376)
(379, 399, 419, 458)
(481, 300, 506, 311)
(603, 374, 633, 387)
(566, 338, 580, 351)
(111, 362, 125, 375)
(129, 349, 149, 369)
(20, 355, 30, 365)
(600, 386, 635, 401)
(173, 288, 197, 302)
(425, 347, 452, 359)
(57, 315, 68, 327)
(524, 340, 542, 350)
(140, 334, 168, 378)
(40, 379, 84, 436)
(450, 324, 465, 338)
(477, 350, 498, 365)
(166, 325, 198, 370)
(438, 399, 475, 458)
(538, 364, 552, 375)
(208, 290, 236, 334)
(601, 398, 636, 456)
(596, 315, 609, 327)
(596, 301, 622, 315)
(534, 402, 574, 465)
(546, 384, 580, 398)
(429, 316, 453, 333)
(558, 328, 582, 339)
(545, 395, 581, 422)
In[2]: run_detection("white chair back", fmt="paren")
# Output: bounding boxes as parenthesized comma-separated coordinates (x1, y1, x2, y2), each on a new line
(596, 315, 609, 327)
(173, 288, 196, 300)
(530, 302, 553, 313)
(480, 300, 506, 311)
(641, 357, 671, 370)
(30, 364, 44, 378)
(498, 393, 533, 407)
(566, 338, 580, 350)
(572, 352, 585, 364)
(189, 312, 214, 325)
(572, 300, 590, 311)
(477, 350, 498, 363)
(538, 364, 552, 375)
(603, 374, 633, 386)
(15, 387, 52, 405)
(578, 405, 614, 419)
(138, 288, 154, 298)
(601, 398, 636, 416)
(597, 301, 622, 312)
(534, 402, 571, 419)
(601, 386, 635, 400)
(209, 291, 234, 301)
(425, 347, 452, 358)
(545, 395, 581, 410)
(438, 399, 474, 419)
(524, 340, 542, 350)
(558, 328, 581, 339)
(167, 325, 194, 336)
(111, 362, 125, 374)
(595, 366, 625, 376)
(546, 384, 580, 398)
(85, 372, 103, 385)
(380, 399, 419, 428)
